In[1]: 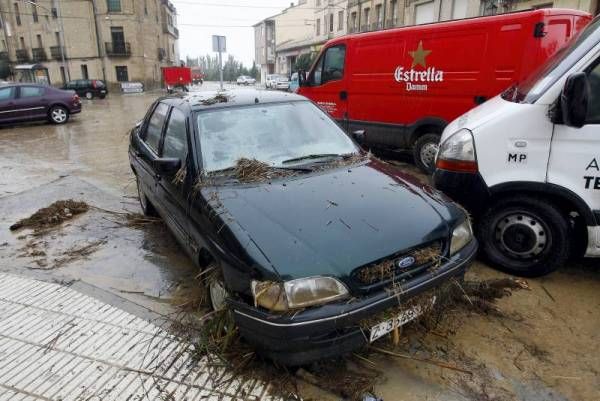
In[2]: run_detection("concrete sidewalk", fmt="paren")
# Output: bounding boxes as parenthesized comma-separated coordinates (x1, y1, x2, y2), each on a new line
(0, 273, 273, 401)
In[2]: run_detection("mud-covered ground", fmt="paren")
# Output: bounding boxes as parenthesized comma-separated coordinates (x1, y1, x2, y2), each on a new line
(0, 83, 598, 401)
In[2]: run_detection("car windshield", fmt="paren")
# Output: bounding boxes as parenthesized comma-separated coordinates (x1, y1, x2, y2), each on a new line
(197, 101, 358, 172)
(502, 17, 600, 104)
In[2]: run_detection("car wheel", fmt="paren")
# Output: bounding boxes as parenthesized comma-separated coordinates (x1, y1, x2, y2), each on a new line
(136, 174, 157, 216)
(99, 94, 106, 99)
(85, 91, 93, 100)
(209, 276, 229, 311)
(413, 133, 440, 174)
(49, 106, 69, 124)
(478, 195, 571, 277)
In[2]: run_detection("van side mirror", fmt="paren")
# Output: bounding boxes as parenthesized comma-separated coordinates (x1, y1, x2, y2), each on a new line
(298, 70, 307, 87)
(560, 72, 589, 128)
(352, 129, 366, 142)
(153, 157, 181, 175)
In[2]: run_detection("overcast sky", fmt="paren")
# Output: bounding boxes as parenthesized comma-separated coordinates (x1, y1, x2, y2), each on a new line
(172, 0, 297, 67)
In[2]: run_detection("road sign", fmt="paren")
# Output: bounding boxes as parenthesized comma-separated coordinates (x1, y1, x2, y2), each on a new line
(212, 35, 226, 53)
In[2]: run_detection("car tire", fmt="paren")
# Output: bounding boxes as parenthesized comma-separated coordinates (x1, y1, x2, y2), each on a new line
(85, 91, 93, 100)
(413, 133, 441, 174)
(478, 195, 571, 277)
(136, 175, 157, 217)
(208, 276, 229, 312)
(99, 94, 106, 99)
(48, 105, 69, 124)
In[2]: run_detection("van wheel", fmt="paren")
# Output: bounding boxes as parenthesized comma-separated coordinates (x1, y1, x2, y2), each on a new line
(136, 174, 157, 217)
(413, 133, 440, 174)
(85, 91, 93, 100)
(478, 196, 571, 277)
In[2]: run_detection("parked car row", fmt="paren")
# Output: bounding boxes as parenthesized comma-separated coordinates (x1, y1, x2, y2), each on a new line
(265, 74, 290, 90)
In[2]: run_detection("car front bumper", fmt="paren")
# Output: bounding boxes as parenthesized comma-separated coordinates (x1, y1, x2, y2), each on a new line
(229, 238, 477, 365)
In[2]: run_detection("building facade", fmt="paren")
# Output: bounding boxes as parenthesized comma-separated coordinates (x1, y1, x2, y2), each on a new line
(0, 0, 180, 89)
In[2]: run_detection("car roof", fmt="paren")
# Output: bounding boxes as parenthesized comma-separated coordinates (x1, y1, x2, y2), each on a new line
(160, 89, 306, 112)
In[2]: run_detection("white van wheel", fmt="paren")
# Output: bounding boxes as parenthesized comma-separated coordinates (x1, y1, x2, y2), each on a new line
(413, 133, 440, 174)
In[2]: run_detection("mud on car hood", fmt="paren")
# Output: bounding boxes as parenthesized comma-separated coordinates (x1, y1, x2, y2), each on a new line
(210, 160, 464, 286)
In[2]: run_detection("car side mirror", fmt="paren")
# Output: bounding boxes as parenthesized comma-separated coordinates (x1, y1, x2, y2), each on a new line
(298, 70, 307, 87)
(153, 157, 181, 174)
(560, 72, 589, 128)
(352, 129, 366, 142)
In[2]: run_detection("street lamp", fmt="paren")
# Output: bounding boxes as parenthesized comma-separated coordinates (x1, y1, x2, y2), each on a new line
(18, 0, 70, 81)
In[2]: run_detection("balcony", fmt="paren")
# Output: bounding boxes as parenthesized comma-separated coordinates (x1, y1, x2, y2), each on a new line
(32, 48, 48, 62)
(105, 42, 131, 57)
(162, 22, 179, 39)
(16, 49, 29, 63)
(50, 46, 66, 60)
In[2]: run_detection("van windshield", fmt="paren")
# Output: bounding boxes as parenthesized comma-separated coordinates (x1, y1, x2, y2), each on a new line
(502, 17, 600, 104)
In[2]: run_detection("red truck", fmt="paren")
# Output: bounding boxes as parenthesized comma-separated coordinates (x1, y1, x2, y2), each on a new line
(162, 66, 192, 93)
(298, 9, 591, 172)
(191, 67, 204, 85)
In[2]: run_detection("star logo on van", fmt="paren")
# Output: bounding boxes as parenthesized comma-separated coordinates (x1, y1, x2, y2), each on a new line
(409, 41, 432, 68)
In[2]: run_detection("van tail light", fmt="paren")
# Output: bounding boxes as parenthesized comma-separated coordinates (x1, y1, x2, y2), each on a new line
(435, 129, 478, 173)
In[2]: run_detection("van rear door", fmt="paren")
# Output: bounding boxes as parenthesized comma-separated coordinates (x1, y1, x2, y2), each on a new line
(301, 44, 348, 123)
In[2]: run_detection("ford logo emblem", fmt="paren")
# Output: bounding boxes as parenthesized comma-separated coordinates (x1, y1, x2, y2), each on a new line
(396, 256, 415, 268)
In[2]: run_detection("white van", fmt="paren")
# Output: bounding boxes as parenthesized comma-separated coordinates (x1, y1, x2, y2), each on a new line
(434, 17, 600, 277)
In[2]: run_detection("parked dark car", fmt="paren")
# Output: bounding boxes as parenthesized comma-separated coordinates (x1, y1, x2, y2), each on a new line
(128, 90, 477, 365)
(0, 83, 81, 125)
(63, 79, 107, 99)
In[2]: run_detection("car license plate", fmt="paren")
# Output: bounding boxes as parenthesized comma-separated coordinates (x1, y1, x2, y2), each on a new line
(369, 296, 436, 343)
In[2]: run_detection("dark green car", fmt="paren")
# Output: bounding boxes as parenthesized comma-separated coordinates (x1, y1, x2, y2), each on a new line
(129, 89, 477, 365)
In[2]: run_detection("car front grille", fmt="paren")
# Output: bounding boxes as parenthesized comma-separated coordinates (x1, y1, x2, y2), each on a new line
(352, 241, 444, 287)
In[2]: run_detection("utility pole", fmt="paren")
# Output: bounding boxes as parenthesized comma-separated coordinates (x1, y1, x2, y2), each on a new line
(90, 0, 107, 82)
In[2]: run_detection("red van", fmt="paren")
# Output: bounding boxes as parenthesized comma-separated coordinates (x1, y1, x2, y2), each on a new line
(298, 9, 591, 173)
(162, 66, 192, 93)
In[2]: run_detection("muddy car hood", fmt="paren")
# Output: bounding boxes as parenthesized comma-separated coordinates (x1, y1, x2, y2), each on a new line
(210, 160, 463, 282)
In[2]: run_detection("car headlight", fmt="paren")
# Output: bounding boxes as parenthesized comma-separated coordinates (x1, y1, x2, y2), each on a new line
(251, 276, 349, 312)
(436, 128, 478, 173)
(450, 219, 473, 256)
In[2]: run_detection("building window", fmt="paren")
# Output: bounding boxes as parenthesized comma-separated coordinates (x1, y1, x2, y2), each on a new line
(144, 0, 148, 15)
(19, 37, 25, 49)
(107, 0, 121, 13)
(451, 0, 468, 19)
(36, 34, 42, 48)
(31, 0, 38, 23)
(81, 64, 88, 80)
(375, 4, 383, 28)
(338, 11, 344, 31)
(415, 1, 436, 24)
(60, 66, 66, 84)
(329, 13, 334, 32)
(14, 3, 21, 26)
(391, 0, 398, 22)
(316, 18, 321, 35)
(55, 32, 60, 45)
(115, 66, 129, 82)
(363, 8, 370, 28)
(351, 12, 357, 30)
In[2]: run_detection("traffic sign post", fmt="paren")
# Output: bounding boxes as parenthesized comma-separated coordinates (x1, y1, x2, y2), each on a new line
(212, 35, 226, 90)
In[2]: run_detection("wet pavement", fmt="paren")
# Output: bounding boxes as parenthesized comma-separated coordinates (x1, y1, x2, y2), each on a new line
(0, 83, 598, 401)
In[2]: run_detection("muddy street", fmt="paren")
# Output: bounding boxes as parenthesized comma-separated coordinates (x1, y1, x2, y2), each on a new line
(0, 87, 598, 401)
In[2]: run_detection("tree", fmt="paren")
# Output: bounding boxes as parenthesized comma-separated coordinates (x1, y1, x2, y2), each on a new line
(294, 52, 317, 72)
(249, 61, 259, 80)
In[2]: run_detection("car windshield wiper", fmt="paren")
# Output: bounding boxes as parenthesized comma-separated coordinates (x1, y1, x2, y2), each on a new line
(281, 153, 344, 164)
